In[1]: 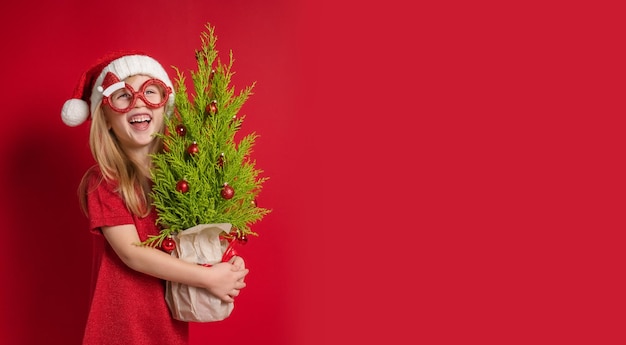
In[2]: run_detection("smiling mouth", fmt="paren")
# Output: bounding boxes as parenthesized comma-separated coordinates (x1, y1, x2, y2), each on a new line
(129, 114, 152, 125)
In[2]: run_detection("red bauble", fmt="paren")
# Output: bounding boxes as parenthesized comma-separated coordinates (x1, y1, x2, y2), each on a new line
(187, 142, 199, 156)
(227, 229, 247, 244)
(176, 180, 189, 193)
(162, 237, 176, 253)
(205, 100, 218, 114)
(175, 124, 187, 136)
(217, 153, 225, 167)
(221, 183, 235, 199)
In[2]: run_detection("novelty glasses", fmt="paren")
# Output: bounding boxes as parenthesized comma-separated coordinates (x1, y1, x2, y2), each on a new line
(102, 79, 172, 113)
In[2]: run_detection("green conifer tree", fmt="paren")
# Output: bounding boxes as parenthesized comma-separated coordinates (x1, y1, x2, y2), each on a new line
(143, 23, 270, 250)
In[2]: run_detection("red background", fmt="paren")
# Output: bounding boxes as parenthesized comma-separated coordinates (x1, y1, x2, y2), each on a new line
(1, 1, 625, 344)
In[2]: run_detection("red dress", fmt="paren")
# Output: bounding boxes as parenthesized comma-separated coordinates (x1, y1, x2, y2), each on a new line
(82, 168, 188, 345)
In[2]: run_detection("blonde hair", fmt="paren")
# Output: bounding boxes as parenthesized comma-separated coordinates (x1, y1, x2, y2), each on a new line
(78, 104, 165, 218)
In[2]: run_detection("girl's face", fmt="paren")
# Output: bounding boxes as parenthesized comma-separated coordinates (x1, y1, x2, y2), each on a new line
(103, 74, 166, 154)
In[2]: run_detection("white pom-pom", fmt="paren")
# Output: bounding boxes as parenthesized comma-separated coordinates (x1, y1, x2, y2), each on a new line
(61, 99, 90, 127)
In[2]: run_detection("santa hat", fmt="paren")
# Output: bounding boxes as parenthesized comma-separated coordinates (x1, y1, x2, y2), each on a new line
(61, 51, 175, 127)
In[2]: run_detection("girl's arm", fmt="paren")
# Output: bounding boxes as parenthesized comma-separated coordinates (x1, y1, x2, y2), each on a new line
(102, 224, 248, 302)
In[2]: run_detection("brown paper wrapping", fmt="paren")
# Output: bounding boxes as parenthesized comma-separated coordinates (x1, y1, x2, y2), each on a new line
(165, 223, 234, 322)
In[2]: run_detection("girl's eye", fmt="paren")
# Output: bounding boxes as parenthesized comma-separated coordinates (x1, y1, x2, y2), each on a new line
(145, 86, 160, 95)
(114, 91, 132, 100)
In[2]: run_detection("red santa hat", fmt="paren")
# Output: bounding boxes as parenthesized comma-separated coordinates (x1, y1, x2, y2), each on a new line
(61, 51, 175, 127)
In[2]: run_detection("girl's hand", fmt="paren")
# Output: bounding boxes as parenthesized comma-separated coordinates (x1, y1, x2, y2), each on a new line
(204, 262, 248, 303)
(228, 255, 247, 284)
(228, 255, 245, 270)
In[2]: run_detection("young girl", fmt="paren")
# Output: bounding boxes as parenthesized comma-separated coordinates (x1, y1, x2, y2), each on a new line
(61, 52, 248, 345)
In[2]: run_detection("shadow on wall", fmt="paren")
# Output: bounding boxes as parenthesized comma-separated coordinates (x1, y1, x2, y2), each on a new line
(2, 110, 93, 344)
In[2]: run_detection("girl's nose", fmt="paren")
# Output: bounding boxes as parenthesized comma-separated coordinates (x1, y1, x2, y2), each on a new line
(134, 95, 147, 107)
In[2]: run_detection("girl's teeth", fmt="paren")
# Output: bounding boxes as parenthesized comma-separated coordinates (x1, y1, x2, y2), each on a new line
(130, 115, 151, 123)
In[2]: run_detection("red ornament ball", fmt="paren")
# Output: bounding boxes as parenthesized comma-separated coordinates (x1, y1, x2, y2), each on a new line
(187, 142, 199, 156)
(175, 124, 187, 136)
(221, 183, 235, 199)
(217, 153, 225, 167)
(238, 235, 248, 245)
(162, 237, 176, 253)
(205, 100, 218, 114)
(176, 180, 189, 193)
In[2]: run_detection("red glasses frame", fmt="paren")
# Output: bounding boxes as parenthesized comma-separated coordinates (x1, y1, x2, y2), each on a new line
(102, 78, 172, 113)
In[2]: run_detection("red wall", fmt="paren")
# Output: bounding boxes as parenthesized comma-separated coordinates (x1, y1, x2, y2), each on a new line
(2, 1, 625, 345)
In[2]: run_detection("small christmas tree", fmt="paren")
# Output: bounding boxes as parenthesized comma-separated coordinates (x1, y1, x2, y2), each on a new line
(143, 23, 270, 251)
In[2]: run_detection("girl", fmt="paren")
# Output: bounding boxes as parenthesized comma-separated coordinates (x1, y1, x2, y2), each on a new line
(61, 52, 248, 345)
